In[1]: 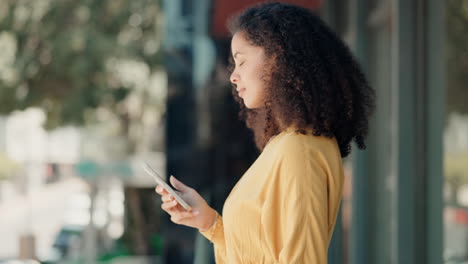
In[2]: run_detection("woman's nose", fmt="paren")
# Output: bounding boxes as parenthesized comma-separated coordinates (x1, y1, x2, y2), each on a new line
(230, 72, 239, 84)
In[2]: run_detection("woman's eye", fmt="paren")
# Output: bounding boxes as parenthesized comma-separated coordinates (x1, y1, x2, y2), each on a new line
(239, 61, 245, 67)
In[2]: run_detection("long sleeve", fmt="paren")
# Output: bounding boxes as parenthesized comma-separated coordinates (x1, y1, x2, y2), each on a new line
(199, 212, 227, 263)
(197, 130, 343, 263)
(261, 143, 329, 264)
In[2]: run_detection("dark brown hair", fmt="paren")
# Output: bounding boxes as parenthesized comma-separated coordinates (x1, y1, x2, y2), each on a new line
(228, 2, 375, 157)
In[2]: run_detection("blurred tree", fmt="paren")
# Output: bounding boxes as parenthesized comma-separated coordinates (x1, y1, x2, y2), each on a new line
(0, 153, 19, 181)
(446, 0, 468, 210)
(0, 0, 166, 258)
(0, 0, 164, 153)
(447, 0, 468, 115)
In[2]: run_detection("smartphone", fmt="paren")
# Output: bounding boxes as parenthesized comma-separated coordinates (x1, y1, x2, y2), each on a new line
(142, 161, 192, 211)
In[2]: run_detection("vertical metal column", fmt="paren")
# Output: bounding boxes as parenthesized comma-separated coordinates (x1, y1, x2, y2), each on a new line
(351, 0, 371, 264)
(393, 0, 444, 263)
(425, 0, 444, 263)
(393, 0, 417, 262)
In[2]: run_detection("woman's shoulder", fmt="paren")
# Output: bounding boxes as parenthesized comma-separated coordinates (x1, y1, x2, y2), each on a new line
(268, 129, 343, 182)
(274, 128, 339, 153)
(265, 128, 341, 167)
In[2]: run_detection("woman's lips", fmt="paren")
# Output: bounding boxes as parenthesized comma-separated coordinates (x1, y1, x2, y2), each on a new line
(237, 88, 246, 96)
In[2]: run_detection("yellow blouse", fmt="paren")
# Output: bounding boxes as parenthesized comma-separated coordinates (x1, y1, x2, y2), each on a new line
(200, 127, 344, 263)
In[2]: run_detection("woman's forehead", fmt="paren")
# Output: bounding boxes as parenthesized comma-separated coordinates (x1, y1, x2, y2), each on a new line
(231, 32, 263, 56)
(231, 33, 249, 52)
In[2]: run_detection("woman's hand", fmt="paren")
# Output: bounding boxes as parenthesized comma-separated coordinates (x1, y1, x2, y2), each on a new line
(155, 175, 217, 231)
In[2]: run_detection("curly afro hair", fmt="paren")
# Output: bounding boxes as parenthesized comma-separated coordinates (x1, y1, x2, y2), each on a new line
(228, 2, 375, 158)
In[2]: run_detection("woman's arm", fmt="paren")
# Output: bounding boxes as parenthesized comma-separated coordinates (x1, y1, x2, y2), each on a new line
(155, 176, 227, 263)
(199, 211, 227, 263)
(155, 176, 212, 227)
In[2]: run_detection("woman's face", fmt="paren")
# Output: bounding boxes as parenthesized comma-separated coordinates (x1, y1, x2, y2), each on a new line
(230, 32, 269, 109)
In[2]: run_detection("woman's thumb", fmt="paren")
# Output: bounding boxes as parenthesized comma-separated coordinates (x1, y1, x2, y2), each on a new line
(169, 175, 189, 192)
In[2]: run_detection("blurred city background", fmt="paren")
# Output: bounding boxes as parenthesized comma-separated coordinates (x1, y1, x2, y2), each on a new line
(0, 0, 466, 263)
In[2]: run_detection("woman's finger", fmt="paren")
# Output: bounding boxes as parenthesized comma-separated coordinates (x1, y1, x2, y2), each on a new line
(161, 194, 174, 203)
(169, 176, 191, 193)
(161, 200, 178, 211)
(155, 185, 168, 195)
(170, 210, 199, 223)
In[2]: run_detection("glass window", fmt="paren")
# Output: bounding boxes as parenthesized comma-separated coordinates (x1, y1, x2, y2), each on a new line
(444, 0, 468, 262)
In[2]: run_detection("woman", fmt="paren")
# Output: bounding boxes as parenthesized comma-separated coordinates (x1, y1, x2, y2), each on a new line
(155, 2, 375, 263)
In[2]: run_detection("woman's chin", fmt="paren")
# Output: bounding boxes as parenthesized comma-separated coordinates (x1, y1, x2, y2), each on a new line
(244, 101, 261, 109)
(242, 97, 263, 109)
(243, 99, 254, 109)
